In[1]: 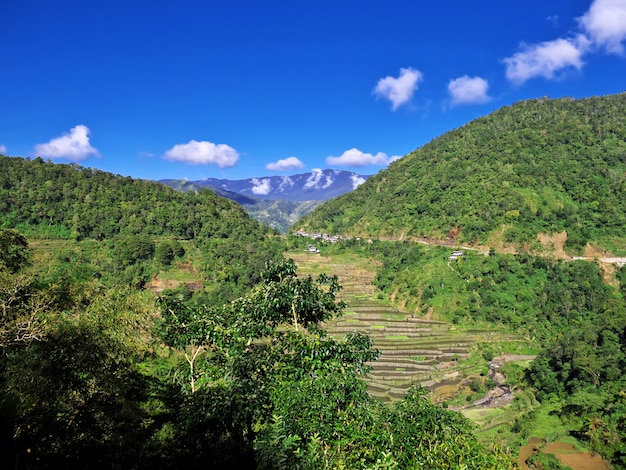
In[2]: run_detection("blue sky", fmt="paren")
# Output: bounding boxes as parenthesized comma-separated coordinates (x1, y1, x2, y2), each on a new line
(1, 0, 625, 181)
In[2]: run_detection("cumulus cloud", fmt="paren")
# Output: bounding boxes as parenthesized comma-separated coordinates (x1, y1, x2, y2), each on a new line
(350, 174, 366, 189)
(251, 178, 272, 195)
(34, 125, 99, 161)
(503, 37, 588, 85)
(265, 156, 305, 171)
(579, 0, 626, 54)
(373, 67, 423, 110)
(447, 75, 490, 106)
(0, 144, 7, 154)
(326, 148, 400, 167)
(163, 140, 239, 167)
(303, 169, 334, 190)
(502, 0, 626, 85)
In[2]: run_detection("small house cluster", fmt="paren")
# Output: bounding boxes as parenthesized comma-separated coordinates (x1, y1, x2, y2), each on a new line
(294, 231, 347, 244)
(448, 250, 464, 262)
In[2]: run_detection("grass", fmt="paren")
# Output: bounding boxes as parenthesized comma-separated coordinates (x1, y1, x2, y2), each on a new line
(525, 403, 573, 442)
(156, 268, 198, 283)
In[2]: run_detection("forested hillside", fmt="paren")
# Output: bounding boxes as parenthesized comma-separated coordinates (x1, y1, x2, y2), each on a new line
(1, 156, 267, 241)
(298, 93, 626, 255)
(0, 155, 284, 302)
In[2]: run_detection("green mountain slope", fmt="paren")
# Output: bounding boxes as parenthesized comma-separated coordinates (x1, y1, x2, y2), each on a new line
(0, 156, 269, 241)
(297, 93, 626, 254)
(0, 156, 284, 301)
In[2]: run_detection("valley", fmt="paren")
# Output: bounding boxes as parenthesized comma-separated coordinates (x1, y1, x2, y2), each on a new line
(2, 92, 626, 468)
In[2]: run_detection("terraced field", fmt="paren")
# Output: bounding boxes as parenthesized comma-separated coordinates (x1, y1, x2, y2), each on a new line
(288, 250, 513, 402)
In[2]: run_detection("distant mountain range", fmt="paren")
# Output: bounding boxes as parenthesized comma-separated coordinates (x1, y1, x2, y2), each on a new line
(159, 169, 373, 232)
(160, 169, 371, 202)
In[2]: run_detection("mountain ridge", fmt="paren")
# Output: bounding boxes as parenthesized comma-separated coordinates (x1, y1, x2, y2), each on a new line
(296, 93, 626, 256)
(160, 169, 373, 232)
(159, 169, 371, 202)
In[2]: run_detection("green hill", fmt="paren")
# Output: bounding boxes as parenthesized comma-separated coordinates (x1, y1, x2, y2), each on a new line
(297, 93, 626, 255)
(0, 155, 284, 301)
(0, 155, 271, 241)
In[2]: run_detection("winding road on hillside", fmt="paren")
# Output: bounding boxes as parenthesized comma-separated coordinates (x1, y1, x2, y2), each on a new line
(371, 234, 626, 266)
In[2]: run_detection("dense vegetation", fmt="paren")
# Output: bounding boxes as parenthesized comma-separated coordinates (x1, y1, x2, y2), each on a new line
(0, 156, 284, 303)
(4, 91, 626, 467)
(309, 236, 626, 467)
(0, 234, 509, 469)
(298, 93, 626, 254)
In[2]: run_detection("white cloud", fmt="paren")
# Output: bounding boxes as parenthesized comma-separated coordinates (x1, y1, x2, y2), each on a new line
(503, 37, 587, 85)
(326, 148, 399, 167)
(265, 156, 305, 171)
(163, 140, 239, 167)
(278, 176, 294, 191)
(0, 144, 7, 154)
(350, 174, 366, 189)
(579, 0, 626, 54)
(251, 178, 272, 195)
(34, 125, 99, 161)
(373, 67, 423, 110)
(447, 76, 490, 106)
(303, 169, 334, 190)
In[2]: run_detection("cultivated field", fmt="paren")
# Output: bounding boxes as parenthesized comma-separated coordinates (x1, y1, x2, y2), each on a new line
(287, 250, 520, 402)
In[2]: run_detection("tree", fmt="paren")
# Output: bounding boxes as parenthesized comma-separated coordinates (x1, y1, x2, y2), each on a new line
(2, 288, 161, 469)
(155, 241, 175, 266)
(157, 259, 508, 468)
(0, 231, 43, 348)
(0, 230, 30, 273)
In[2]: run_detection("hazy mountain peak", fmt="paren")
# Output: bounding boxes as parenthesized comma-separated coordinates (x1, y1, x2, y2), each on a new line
(162, 169, 372, 202)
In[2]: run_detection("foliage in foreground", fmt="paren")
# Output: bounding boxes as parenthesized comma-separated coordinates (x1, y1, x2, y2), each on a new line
(155, 258, 509, 469)
(0, 241, 510, 468)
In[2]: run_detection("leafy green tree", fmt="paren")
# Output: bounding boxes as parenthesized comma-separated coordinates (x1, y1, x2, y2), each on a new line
(169, 240, 185, 258)
(0, 230, 30, 273)
(157, 259, 508, 468)
(155, 240, 175, 266)
(2, 287, 162, 469)
(116, 234, 155, 266)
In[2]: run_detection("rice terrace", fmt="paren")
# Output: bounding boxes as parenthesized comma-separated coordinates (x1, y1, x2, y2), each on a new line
(287, 244, 615, 470)
(287, 250, 520, 402)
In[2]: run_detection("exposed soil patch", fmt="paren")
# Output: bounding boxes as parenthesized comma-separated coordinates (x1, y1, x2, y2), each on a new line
(147, 278, 180, 293)
(544, 441, 609, 470)
(174, 261, 196, 273)
(536, 231, 569, 259)
(518, 438, 610, 470)
(518, 437, 544, 470)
